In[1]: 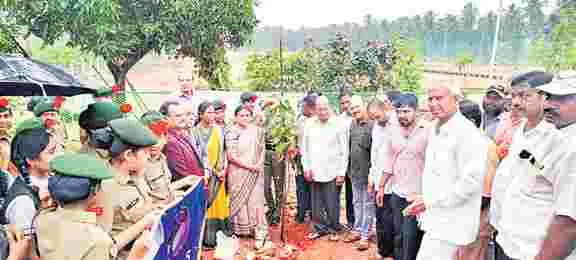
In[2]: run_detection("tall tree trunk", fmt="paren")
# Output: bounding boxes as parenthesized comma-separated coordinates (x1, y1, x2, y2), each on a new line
(105, 48, 151, 104)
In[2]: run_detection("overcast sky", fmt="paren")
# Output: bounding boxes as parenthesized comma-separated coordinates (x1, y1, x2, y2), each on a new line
(256, 0, 555, 29)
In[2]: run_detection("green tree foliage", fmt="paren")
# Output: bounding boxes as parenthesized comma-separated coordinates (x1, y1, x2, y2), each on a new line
(267, 99, 297, 158)
(2, 0, 257, 91)
(244, 49, 283, 91)
(390, 36, 423, 94)
(244, 33, 423, 95)
(529, 7, 576, 71)
(524, 0, 546, 36)
(249, 1, 547, 65)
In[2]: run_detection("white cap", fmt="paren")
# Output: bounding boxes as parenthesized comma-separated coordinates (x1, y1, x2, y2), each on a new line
(537, 71, 576, 96)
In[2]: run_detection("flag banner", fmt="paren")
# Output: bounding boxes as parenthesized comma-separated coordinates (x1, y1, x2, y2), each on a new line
(145, 178, 206, 260)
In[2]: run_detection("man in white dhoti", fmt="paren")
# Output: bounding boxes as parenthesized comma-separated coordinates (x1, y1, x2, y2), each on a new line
(404, 82, 488, 260)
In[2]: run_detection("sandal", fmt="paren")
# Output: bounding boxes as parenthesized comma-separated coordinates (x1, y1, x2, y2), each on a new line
(343, 233, 361, 243)
(355, 240, 369, 251)
(306, 232, 322, 240)
(328, 234, 340, 242)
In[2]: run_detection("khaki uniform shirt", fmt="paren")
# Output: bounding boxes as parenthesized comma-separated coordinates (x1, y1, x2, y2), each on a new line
(48, 124, 66, 155)
(143, 155, 173, 203)
(105, 173, 160, 236)
(78, 145, 114, 232)
(36, 206, 115, 260)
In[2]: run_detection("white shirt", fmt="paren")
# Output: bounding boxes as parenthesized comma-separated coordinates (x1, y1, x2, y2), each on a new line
(490, 120, 555, 231)
(302, 116, 348, 182)
(370, 123, 393, 194)
(338, 113, 353, 131)
(562, 123, 576, 136)
(494, 120, 576, 259)
(419, 112, 488, 245)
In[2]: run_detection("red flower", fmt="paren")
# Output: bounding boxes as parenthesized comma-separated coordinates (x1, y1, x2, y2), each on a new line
(120, 103, 132, 113)
(53, 96, 65, 109)
(44, 118, 56, 129)
(0, 98, 9, 108)
(148, 120, 169, 136)
(249, 96, 258, 103)
(111, 84, 123, 94)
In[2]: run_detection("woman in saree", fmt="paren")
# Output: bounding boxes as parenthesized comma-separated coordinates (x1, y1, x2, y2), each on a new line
(225, 105, 268, 249)
(193, 101, 231, 250)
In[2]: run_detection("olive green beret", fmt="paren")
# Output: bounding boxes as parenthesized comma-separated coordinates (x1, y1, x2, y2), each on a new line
(27, 96, 53, 112)
(109, 118, 157, 147)
(140, 111, 165, 126)
(33, 100, 58, 117)
(50, 153, 113, 180)
(14, 118, 45, 135)
(79, 102, 123, 130)
(93, 87, 113, 98)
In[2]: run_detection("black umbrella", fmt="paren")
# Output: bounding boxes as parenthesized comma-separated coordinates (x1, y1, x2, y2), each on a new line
(0, 55, 97, 96)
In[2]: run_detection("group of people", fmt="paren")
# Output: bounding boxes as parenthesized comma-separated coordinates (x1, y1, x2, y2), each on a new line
(0, 68, 575, 260)
(0, 73, 289, 260)
(294, 70, 576, 260)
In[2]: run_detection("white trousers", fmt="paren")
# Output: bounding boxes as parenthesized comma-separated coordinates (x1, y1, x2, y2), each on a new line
(416, 233, 459, 260)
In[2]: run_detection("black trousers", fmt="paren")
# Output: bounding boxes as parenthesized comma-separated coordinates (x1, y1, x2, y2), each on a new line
(391, 194, 424, 260)
(375, 194, 395, 258)
(310, 180, 341, 235)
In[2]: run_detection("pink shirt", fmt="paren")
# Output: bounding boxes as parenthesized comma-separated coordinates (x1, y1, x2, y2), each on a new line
(381, 124, 429, 198)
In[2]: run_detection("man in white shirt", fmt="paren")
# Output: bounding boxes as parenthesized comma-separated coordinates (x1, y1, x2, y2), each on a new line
(524, 71, 576, 260)
(302, 96, 348, 241)
(367, 99, 396, 260)
(338, 93, 355, 228)
(175, 70, 201, 127)
(404, 82, 488, 260)
(489, 71, 558, 260)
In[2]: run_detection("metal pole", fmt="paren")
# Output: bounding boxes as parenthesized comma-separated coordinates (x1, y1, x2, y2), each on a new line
(279, 29, 284, 97)
(489, 0, 504, 77)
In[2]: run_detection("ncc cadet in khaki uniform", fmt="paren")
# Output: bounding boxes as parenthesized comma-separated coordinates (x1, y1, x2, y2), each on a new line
(102, 118, 165, 258)
(32, 98, 67, 154)
(0, 97, 14, 171)
(36, 153, 118, 260)
(77, 102, 125, 232)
